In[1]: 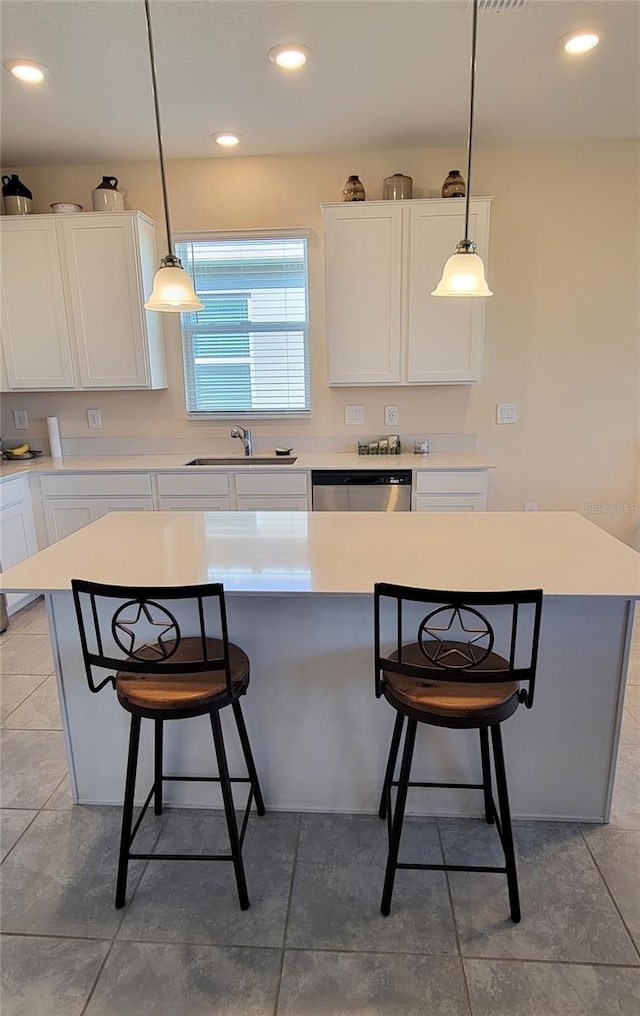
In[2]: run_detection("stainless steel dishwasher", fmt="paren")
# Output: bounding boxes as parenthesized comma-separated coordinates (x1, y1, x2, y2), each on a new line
(311, 470, 412, 511)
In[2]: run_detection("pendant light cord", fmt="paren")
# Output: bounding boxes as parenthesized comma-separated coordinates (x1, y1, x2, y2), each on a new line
(464, 0, 479, 243)
(144, 0, 174, 258)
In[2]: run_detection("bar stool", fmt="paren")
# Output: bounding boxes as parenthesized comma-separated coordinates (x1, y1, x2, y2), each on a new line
(374, 583, 543, 923)
(72, 579, 265, 911)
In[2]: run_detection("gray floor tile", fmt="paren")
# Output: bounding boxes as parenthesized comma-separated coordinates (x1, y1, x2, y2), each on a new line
(464, 958, 640, 1016)
(0, 673, 48, 721)
(1, 675, 62, 729)
(86, 941, 280, 1016)
(0, 729, 68, 808)
(0, 806, 160, 938)
(625, 686, 640, 723)
(0, 808, 37, 861)
(118, 809, 293, 947)
(611, 741, 640, 828)
(581, 825, 640, 949)
(620, 709, 640, 743)
(286, 859, 457, 954)
(5, 597, 49, 636)
(0, 934, 109, 1016)
(440, 820, 638, 964)
(42, 774, 74, 810)
(0, 633, 54, 675)
(158, 807, 300, 863)
(277, 951, 470, 1016)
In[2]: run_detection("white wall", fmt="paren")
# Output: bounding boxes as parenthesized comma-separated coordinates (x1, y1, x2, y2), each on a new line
(1, 139, 639, 538)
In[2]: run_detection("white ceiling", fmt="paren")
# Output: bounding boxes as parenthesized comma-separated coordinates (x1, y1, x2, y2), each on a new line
(1, 0, 638, 166)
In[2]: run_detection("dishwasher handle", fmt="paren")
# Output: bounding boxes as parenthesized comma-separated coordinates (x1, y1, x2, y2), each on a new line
(311, 470, 412, 486)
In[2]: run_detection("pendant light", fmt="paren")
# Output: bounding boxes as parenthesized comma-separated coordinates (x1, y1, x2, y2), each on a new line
(143, 0, 202, 313)
(432, 0, 492, 298)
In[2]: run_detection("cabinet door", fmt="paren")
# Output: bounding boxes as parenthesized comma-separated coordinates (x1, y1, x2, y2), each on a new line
(406, 200, 489, 384)
(58, 215, 150, 388)
(0, 501, 38, 611)
(324, 205, 402, 384)
(99, 497, 155, 514)
(43, 499, 100, 543)
(157, 497, 231, 511)
(414, 494, 486, 512)
(236, 496, 309, 511)
(0, 219, 75, 389)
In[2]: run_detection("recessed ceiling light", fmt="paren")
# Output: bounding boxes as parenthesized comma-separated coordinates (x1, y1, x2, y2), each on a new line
(211, 132, 241, 148)
(268, 44, 311, 70)
(3, 58, 49, 83)
(561, 30, 600, 54)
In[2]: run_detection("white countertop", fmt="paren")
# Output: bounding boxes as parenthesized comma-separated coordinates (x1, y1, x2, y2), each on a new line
(1, 510, 637, 598)
(0, 451, 494, 480)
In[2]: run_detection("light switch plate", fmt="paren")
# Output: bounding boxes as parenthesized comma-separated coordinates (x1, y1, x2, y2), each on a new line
(345, 405, 365, 425)
(87, 409, 102, 429)
(13, 410, 28, 430)
(496, 402, 518, 424)
(384, 406, 399, 426)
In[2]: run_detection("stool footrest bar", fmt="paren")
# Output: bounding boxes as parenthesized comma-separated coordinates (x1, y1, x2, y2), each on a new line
(396, 862, 508, 874)
(129, 852, 233, 862)
(391, 780, 484, 790)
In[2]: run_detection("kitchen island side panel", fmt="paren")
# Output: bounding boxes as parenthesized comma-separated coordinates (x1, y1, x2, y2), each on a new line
(48, 590, 631, 821)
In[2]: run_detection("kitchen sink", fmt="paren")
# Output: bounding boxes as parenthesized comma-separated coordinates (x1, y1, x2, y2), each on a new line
(184, 456, 298, 466)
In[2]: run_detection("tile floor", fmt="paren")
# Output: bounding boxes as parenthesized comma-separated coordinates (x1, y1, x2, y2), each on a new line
(1, 597, 639, 1015)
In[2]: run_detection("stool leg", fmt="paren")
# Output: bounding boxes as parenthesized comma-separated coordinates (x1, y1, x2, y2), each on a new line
(381, 717, 417, 917)
(210, 710, 250, 911)
(232, 699, 266, 817)
(154, 719, 164, 816)
(115, 714, 141, 909)
(378, 712, 405, 820)
(479, 727, 494, 825)
(491, 724, 521, 923)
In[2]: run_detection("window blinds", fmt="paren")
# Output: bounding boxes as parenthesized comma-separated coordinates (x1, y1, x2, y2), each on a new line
(176, 235, 310, 417)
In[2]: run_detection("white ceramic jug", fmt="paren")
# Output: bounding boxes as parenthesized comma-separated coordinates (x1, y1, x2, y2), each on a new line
(91, 176, 125, 212)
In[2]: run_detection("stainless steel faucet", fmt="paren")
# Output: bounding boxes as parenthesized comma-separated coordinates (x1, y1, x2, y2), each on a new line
(230, 425, 253, 456)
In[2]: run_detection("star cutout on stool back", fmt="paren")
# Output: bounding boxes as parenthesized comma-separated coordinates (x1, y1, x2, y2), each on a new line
(111, 599, 181, 662)
(418, 605, 494, 669)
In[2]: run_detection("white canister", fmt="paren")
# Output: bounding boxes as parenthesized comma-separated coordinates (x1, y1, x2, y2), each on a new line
(91, 176, 125, 212)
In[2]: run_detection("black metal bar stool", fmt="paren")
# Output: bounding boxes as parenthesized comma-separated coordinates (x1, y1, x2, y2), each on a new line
(374, 583, 543, 923)
(72, 578, 265, 911)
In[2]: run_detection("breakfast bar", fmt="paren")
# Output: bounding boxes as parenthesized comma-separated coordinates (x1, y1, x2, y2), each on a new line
(1, 509, 638, 822)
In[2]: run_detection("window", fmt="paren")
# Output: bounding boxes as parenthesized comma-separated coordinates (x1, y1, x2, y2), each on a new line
(176, 233, 310, 417)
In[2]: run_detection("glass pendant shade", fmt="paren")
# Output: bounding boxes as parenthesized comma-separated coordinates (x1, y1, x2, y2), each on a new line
(144, 260, 203, 312)
(431, 248, 492, 297)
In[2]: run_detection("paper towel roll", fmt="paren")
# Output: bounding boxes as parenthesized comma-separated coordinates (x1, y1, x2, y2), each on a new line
(46, 417, 63, 458)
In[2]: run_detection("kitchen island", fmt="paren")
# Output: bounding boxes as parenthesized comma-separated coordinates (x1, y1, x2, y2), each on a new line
(1, 510, 637, 821)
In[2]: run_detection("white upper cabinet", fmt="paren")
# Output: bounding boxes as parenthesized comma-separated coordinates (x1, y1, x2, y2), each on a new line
(322, 198, 491, 385)
(0, 211, 167, 391)
(0, 218, 76, 389)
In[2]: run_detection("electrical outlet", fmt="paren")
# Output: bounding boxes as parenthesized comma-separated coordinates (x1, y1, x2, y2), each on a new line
(13, 410, 28, 430)
(496, 402, 518, 424)
(87, 409, 102, 429)
(524, 503, 538, 511)
(345, 405, 365, 425)
(384, 405, 399, 427)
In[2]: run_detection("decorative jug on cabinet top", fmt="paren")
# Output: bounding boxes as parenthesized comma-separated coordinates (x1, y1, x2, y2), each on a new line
(2, 174, 33, 215)
(91, 176, 125, 212)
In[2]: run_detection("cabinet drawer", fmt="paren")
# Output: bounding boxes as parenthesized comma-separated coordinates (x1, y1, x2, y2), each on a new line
(41, 472, 152, 497)
(157, 472, 230, 496)
(158, 496, 231, 511)
(414, 470, 487, 495)
(234, 472, 308, 496)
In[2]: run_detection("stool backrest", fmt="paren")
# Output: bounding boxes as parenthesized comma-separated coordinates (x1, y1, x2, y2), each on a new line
(71, 579, 234, 696)
(374, 583, 543, 708)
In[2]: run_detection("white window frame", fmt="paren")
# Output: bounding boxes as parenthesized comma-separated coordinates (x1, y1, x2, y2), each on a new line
(175, 228, 312, 421)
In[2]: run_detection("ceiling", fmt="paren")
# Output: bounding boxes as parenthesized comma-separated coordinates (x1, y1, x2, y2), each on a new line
(1, 1, 638, 166)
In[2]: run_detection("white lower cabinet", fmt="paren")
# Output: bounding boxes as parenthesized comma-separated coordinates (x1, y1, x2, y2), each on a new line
(43, 496, 154, 543)
(413, 470, 488, 512)
(236, 496, 309, 511)
(0, 476, 38, 612)
(158, 496, 231, 511)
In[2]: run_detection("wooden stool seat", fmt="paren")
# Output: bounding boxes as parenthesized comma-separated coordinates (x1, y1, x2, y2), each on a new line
(116, 637, 249, 715)
(383, 642, 520, 727)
